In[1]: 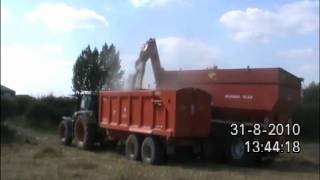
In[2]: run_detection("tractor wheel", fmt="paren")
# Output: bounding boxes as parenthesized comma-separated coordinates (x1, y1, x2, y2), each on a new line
(74, 115, 96, 150)
(58, 119, 73, 145)
(125, 134, 142, 161)
(141, 136, 164, 165)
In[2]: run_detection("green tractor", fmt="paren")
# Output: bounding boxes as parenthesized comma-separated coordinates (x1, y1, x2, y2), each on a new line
(58, 92, 104, 150)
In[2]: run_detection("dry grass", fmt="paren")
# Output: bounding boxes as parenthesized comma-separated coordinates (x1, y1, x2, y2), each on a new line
(1, 125, 319, 180)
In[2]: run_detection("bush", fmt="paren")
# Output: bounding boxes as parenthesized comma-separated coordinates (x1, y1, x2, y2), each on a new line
(15, 95, 36, 116)
(1, 94, 77, 128)
(1, 123, 17, 144)
(25, 95, 77, 126)
(1, 97, 17, 122)
(293, 104, 319, 141)
(25, 101, 54, 125)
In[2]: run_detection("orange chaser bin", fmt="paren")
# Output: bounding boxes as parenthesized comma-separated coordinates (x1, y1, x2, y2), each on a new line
(98, 88, 211, 140)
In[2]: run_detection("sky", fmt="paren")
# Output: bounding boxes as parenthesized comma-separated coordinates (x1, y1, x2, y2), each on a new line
(1, 0, 319, 96)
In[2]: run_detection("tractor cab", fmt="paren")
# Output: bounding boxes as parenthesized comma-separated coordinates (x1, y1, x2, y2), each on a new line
(74, 91, 99, 123)
(77, 91, 98, 112)
(79, 93, 97, 111)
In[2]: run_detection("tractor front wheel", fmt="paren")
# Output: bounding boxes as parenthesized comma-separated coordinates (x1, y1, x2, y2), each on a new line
(58, 119, 73, 145)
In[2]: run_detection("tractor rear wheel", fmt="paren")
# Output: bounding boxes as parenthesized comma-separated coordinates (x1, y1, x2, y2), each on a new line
(125, 134, 142, 161)
(58, 119, 73, 145)
(74, 115, 96, 150)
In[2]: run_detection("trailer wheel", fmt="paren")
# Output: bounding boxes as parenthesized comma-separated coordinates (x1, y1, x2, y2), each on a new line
(258, 152, 278, 165)
(74, 116, 96, 150)
(227, 136, 257, 165)
(125, 134, 142, 161)
(58, 119, 73, 145)
(141, 136, 164, 165)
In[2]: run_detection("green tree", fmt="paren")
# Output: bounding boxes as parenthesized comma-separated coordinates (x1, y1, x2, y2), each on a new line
(72, 46, 100, 96)
(293, 82, 319, 141)
(72, 43, 124, 96)
(302, 82, 319, 105)
(99, 43, 124, 89)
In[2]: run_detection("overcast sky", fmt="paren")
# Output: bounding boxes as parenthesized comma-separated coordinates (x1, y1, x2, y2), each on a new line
(1, 0, 319, 96)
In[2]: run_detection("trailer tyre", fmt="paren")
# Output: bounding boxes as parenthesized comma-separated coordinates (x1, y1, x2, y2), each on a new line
(74, 116, 96, 150)
(125, 134, 142, 161)
(58, 119, 73, 145)
(141, 136, 164, 165)
(258, 152, 278, 165)
(227, 136, 257, 165)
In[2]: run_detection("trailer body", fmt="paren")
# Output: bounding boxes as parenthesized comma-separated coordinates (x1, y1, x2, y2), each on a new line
(98, 88, 211, 140)
(157, 68, 302, 124)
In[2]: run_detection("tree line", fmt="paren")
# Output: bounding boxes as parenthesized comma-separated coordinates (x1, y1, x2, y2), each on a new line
(292, 82, 319, 140)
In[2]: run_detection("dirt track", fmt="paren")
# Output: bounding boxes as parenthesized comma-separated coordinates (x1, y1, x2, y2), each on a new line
(1, 126, 319, 180)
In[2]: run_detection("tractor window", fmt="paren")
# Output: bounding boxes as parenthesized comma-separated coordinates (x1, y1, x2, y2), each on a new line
(80, 95, 92, 110)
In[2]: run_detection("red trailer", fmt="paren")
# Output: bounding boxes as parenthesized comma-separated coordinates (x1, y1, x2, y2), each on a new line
(158, 68, 301, 125)
(98, 88, 211, 139)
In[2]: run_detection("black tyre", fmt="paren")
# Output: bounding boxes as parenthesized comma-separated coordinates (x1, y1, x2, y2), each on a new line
(141, 136, 164, 165)
(125, 134, 142, 161)
(74, 115, 96, 150)
(258, 152, 278, 165)
(226, 136, 257, 165)
(58, 119, 73, 145)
